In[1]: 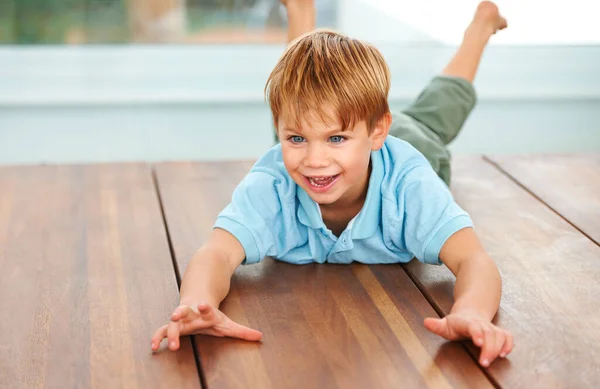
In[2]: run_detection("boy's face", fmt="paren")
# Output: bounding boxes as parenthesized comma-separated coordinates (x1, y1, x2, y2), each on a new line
(277, 109, 390, 207)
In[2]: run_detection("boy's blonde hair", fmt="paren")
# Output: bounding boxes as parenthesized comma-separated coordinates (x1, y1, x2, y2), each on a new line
(265, 28, 391, 134)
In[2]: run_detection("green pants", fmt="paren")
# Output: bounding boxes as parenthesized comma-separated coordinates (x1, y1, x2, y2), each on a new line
(390, 75, 476, 186)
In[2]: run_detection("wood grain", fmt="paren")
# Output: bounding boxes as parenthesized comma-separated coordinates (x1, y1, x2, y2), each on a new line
(0, 164, 201, 389)
(487, 154, 600, 246)
(406, 156, 600, 388)
(154, 161, 493, 389)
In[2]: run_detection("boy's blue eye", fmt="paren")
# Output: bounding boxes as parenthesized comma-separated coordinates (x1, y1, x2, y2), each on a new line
(329, 135, 345, 143)
(289, 136, 305, 143)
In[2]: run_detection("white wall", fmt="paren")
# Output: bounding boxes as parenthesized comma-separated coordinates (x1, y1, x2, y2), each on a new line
(1, 26, 599, 164)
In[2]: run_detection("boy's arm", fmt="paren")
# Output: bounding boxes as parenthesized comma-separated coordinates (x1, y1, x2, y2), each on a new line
(440, 227, 500, 321)
(179, 228, 245, 309)
(151, 228, 262, 352)
(424, 227, 514, 367)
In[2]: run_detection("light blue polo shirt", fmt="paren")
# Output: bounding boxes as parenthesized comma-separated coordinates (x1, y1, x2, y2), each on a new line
(214, 136, 473, 266)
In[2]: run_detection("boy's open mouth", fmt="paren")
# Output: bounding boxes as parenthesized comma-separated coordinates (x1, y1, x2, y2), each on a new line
(303, 174, 340, 192)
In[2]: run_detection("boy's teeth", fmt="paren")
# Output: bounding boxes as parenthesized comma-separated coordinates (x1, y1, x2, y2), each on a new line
(308, 175, 336, 187)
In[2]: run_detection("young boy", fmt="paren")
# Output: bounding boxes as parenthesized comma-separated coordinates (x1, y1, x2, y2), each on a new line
(152, 1, 513, 368)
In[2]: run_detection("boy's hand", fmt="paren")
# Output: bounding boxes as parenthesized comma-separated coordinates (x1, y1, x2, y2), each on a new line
(424, 313, 514, 367)
(151, 303, 263, 352)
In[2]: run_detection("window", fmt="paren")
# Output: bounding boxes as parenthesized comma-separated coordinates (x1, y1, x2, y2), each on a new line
(0, 0, 338, 44)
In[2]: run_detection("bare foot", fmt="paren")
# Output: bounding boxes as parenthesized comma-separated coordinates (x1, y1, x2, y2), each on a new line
(472, 1, 508, 34)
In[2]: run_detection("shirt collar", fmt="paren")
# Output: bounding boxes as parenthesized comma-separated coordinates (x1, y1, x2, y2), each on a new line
(296, 149, 383, 239)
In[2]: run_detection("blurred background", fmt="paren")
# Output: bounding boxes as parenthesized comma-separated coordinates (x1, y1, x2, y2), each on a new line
(0, 0, 598, 164)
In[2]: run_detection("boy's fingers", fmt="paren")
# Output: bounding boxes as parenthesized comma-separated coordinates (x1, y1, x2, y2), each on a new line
(423, 317, 449, 339)
(448, 315, 472, 338)
(479, 326, 496, 367)
(500, 331, 514, 357)
(151, 325, 168, 351)
(198, 304, 216, 322)
(468, 321, 484, 347)
(167, 320, 182, 351)
(491, 329, 505, 361)
(227, 321, 263, 341)
(171, 305, 189, 321)
(179, 305, 195, 320)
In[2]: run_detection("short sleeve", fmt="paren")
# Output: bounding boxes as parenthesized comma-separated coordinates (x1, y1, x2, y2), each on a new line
(398, 166, 473, 265)
(213, 171, 285, 265)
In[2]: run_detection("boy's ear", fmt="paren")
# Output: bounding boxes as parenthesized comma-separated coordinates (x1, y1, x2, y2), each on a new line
(370, 112, 392, 151)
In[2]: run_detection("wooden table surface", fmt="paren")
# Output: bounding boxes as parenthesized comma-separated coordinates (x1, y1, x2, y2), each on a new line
(2, 155, 599, 389)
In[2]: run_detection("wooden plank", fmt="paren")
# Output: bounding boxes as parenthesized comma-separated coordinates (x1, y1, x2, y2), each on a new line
(406, 156, 600, 388)
(0, 164, 201, 389)
(155, 161, 493, 389)
(487, 154, 600, 246)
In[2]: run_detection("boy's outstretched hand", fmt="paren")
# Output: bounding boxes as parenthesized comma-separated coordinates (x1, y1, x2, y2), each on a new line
(151, 303, 263, 352)
(424, 313, 514, 367)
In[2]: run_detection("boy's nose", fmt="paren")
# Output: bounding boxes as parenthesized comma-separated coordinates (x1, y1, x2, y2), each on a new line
(303, 145, 330, 168)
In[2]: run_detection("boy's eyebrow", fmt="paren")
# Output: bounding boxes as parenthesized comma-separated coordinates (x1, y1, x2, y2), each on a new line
(282, 127, 302, 133)
(326, 127, 348, 134)
(281, 127, 348, 135)
(322, 127, 351, 136)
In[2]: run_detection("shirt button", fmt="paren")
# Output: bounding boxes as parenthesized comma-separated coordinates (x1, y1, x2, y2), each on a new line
(342, 238, 346, 243)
